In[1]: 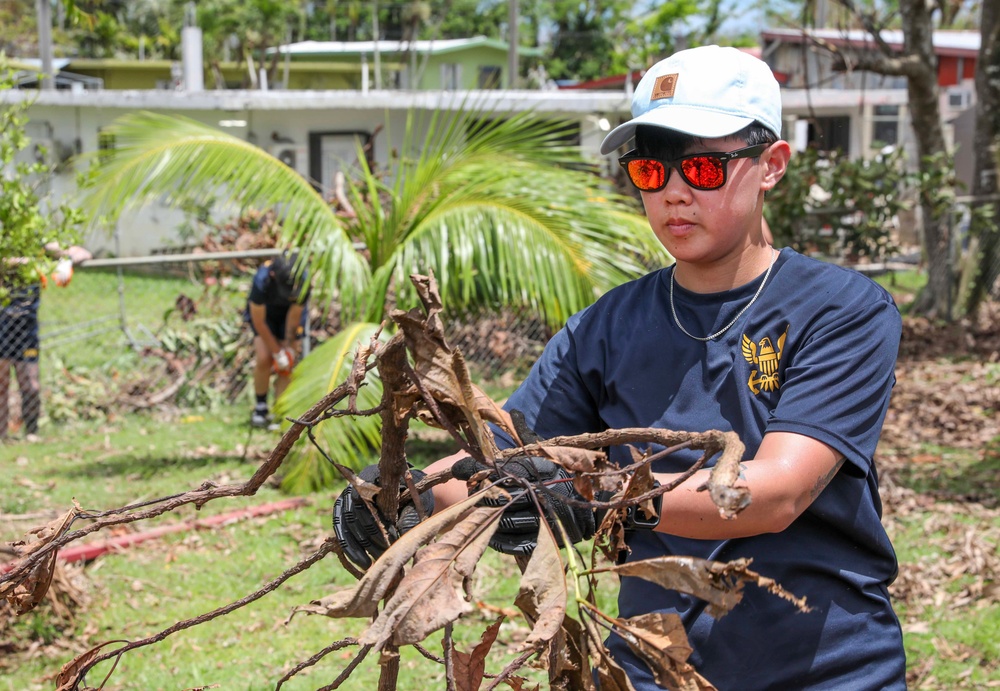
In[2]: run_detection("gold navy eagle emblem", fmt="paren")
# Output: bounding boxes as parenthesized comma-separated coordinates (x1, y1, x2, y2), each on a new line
(742, 325, 788, 394)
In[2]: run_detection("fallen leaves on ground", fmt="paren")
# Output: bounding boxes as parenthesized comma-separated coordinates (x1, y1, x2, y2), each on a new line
(878, 302, 1000, 690)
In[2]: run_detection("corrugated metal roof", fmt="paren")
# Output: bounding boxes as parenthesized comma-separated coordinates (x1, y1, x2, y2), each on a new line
(272, 36, 542, 57)
(762, 28, 980, 57)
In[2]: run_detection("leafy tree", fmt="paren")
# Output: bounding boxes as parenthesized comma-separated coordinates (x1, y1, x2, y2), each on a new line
(765, 145, 913, 260)
(79, 105, 669, 491)
(543, 0, 631, 82)
(1, 0, 38, 54)
(0, 68, 86, 304)
(806, 0, 980, 319)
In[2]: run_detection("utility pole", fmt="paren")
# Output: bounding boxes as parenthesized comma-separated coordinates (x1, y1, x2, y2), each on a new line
(36, 0, 54, 90)
(507, 0, 519, 88)
(373, 0, 382, 89)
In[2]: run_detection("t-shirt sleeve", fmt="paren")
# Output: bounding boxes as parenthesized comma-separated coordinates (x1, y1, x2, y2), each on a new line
(498, 313, 605, 447)
(247, 266, 269, 305)
(767, 286, 901, 471)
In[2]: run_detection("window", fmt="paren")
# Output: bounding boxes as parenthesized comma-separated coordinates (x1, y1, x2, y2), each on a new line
(478, 65, 501, 89)
(871, 105, 899, 147)
(807, 116, 850, 153)
(97, 129, 116, 165)
(948, 90, 971, 108)
(441, 63, 462, 91)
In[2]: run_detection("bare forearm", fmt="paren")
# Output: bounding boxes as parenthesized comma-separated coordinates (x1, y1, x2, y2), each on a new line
(653, 433, 844, 540)
(283, 305, 304, 347)
(426, 451, 473, 510)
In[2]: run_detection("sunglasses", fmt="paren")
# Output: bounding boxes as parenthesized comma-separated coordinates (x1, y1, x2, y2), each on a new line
(618, 143, 770, 192)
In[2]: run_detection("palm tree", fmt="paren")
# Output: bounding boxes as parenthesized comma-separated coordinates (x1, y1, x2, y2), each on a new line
(81, 105, 670, 492)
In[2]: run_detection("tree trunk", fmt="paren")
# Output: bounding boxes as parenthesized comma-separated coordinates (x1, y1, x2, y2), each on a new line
(828, 0, 958, 318)
(967, 3, 1000, 312)
(899, 0, 954, 319)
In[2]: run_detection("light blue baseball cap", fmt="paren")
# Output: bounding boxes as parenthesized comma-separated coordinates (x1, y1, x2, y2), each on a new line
(600, 45, 782, 154)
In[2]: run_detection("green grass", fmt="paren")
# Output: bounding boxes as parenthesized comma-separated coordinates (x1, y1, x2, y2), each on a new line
(872, 268, 927, 315)
(1, 406, 625, 690)
(882, 436, 1000, 687)
(6, 415, 999, 689)
(872, 268, 926, 295)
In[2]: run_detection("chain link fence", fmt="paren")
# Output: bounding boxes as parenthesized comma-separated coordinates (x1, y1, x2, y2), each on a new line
(1, 251, 552, 441)
(5, 211, 996, 442)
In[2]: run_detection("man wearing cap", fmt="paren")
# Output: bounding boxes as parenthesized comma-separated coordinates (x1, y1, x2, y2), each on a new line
(244, 252, 309, 429)
(334, 45, 906, 689)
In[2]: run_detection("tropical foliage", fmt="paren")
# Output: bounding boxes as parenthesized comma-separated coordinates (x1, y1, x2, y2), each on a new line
(79, 105, 669, 492)
(765, 145, 913, 261)
(9, 0, 758, 84)
(0, 68, 87, 304)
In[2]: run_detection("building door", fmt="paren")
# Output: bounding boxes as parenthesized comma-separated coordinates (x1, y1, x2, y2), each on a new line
(308, 131, 372, 201)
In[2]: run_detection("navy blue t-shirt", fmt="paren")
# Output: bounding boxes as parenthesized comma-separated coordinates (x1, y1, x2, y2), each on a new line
(244, 262, 310, 340)
(500, 248, 905, 690)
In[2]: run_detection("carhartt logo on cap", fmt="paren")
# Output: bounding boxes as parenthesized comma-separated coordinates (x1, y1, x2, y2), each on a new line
(651, 73, 678, 100)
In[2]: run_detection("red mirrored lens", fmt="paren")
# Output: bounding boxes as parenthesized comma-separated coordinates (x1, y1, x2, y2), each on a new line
(680, 156, 725, 189)
(626, 159, 666, 191)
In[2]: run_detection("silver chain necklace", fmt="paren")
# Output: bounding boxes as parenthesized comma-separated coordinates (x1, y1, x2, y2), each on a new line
(669, 248, 778, 342)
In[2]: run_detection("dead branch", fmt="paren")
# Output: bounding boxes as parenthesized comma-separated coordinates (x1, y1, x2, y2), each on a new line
(274, 638, 360, 689)
(0, 348, 378, 592)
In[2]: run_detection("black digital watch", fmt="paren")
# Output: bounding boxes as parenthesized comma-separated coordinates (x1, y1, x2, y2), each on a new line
(623, 483, 662, 531)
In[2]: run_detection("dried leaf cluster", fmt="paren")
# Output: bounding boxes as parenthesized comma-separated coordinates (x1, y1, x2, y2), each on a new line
(1, 274, 807, 691)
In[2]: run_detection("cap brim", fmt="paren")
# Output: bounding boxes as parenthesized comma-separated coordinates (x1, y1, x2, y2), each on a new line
(600, 107, 756, 155)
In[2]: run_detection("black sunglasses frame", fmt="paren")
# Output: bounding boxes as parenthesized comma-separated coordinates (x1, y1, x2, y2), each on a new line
(618, 143, 770, 192)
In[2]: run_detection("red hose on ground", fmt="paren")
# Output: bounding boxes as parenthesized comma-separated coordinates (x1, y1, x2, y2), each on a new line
(1, 497, 309, 573)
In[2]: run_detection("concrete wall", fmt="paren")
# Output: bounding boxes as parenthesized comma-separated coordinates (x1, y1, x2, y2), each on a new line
(15, 89, 622, 257)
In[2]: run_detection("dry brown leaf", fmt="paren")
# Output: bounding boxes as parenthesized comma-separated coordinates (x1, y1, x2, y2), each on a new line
(55, 639, 127, 691)
(578, 603, 632, 691)
(547, 615, 594, 690)
(614, 612, 714, 690)
(6, 549, 58, 616)
(358, 503, 501, 650)
(451, 616, 504, 691)
(604, 556, 810, 617)
(537, 446, 613, 500)
(600, 557, 743, 619)
(293, 486, 506, 621)
(623, 459, 659, 525)
(514, 519, 567, 649)
(596, 661, 637, 691)
(1, 506, 78, 614)
(392, 274, 515, 455)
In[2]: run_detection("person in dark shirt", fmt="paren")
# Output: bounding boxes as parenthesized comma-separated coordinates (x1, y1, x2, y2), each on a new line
(1, 243, 91, 441)
(244, 252, 309, 429)
(334, 46, 906, 689)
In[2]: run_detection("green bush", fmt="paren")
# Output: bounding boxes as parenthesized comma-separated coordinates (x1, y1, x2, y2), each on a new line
(766, 146, 913, 261)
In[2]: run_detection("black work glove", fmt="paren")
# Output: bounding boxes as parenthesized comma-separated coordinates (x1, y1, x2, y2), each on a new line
(332, 464, 435, 569)
(452, 455, 595, 556)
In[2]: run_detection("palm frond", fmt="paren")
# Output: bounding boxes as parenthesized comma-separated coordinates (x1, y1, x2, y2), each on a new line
(274, 322, 385, 491)
(347, 106, 669, 327)
(77, 111, 371, 304)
